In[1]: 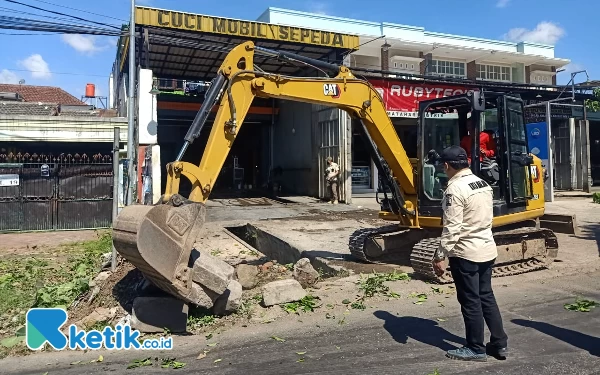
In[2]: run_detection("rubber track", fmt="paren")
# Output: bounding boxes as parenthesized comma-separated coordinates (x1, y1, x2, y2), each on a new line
(348, 224, 405, 262)
(350, 225, 559, 284)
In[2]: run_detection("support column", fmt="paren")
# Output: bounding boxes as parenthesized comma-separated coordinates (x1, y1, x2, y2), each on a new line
(525, 66, 531, 83)
(420, 52, 432, 75)
(381, 45, 389, 72)
(467, 61, 477, 80)
(580, 119, 592, 192)
(569, 118, 577, 190)
(551, 66, 557, 86)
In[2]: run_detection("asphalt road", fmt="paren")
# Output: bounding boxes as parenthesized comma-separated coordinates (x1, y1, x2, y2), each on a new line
(3, 271, 600, 375)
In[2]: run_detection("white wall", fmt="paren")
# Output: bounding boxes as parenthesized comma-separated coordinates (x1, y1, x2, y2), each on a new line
(137, 68, 158, 145)
(517, 42, 554, 58)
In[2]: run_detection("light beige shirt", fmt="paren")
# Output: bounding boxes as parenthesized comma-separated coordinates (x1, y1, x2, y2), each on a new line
(437, 168, 498, 263)
(326, 162, 340, 181)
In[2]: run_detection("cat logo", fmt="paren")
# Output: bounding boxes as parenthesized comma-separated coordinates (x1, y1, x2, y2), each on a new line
(323, 83, 341, 98)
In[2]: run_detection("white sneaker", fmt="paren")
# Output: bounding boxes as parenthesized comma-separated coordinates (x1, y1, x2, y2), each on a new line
(333, 200, 338, 204)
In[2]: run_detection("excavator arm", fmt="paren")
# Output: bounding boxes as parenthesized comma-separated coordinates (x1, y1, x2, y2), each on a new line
(112, 41, 421, 305)
(164, 41, 417, 224)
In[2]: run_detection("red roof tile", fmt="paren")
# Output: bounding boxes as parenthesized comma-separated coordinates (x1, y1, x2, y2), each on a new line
(0, 84, 85, 106)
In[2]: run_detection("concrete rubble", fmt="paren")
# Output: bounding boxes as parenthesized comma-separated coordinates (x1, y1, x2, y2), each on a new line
(293, 258, 320, 288)
(261, 279, 307, 307)
(213, 279, 243, 316)
(236, 264, 260, 290)
(191, 249, 236, 295)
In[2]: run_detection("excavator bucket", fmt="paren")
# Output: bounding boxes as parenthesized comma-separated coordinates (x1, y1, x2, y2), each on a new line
(112, 194, 207, 302)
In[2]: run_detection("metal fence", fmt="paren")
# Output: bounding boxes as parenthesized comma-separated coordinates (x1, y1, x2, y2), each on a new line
(0, 152, 113, 232)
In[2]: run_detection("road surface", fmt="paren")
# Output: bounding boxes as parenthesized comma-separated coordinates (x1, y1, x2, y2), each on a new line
(2, 269, 599, 375)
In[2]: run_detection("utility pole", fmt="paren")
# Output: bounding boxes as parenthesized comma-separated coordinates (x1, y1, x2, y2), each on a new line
(126, 0, 136, 205)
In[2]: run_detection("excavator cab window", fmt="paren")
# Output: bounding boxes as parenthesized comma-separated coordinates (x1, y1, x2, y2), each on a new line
(417, 91, 534, 218)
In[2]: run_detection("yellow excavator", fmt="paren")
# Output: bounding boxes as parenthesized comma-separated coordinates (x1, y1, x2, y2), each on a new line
(113, 41, 559, 302)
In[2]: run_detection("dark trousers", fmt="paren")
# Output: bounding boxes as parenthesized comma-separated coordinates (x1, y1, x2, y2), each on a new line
(449, 256, 508, 354)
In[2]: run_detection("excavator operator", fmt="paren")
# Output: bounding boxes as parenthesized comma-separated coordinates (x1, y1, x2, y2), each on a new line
(460, 118, 497, 163)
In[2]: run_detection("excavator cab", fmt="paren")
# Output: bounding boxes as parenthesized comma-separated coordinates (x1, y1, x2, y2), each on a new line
(417, 90, 540, 220)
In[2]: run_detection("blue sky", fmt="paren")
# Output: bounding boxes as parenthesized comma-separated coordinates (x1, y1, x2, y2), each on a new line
(0, 0, 595, 101)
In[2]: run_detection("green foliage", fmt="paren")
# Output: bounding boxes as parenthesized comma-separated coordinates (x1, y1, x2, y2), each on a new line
(357, 270, 410, 298)
(592, 192, 600, 204)
(0, 231, 112, 338)
(282, 295, 320, 314)
(585, 87, 600, 112)
(187, 307, 217, 329)
(564, 297, 598, 312)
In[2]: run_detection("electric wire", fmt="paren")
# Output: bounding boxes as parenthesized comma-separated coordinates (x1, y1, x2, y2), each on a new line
(1, 0, 121, 29)
(27, 0, 127, 22)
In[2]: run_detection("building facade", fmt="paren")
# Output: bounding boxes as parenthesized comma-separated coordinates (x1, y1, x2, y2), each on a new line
(112, 6, 593, 207)
(257, 8, 585, 195)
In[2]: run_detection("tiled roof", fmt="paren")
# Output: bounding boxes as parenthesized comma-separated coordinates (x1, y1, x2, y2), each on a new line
(0, 101, 59, 116)
(0, 84, 84, 105)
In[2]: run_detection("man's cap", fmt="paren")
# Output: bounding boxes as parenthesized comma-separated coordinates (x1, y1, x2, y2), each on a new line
(326, 156, 333, 162)
(440, 145, 468, 162)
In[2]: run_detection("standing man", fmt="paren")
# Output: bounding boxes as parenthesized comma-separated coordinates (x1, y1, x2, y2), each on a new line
(432, 145, 508, 362)
(325, 156, 339, 204)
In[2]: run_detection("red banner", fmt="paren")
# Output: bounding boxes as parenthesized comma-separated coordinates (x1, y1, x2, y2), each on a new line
(368, 79, 475, 117)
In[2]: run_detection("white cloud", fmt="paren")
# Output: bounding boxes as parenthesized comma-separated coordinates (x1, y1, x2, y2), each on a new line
(496, 0, 510, 8)
(61, 34, 109, 55)
(504, 21, 565, 45)
(0, 69, 20, 84)
(18, 54, 51, 79)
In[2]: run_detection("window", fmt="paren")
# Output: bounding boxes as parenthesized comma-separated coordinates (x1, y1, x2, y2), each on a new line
(476, 64, 511, 82)
(392, 60, 418, 72)
(430, 60, 465, 78)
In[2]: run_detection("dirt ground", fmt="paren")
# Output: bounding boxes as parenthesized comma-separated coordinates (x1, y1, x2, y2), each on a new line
(0, 230, 100, 255)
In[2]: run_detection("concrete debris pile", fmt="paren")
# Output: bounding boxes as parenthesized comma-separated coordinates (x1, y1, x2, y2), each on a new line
(130, 253, 322, 333)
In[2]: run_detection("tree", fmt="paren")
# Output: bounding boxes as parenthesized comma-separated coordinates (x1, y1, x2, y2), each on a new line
(585, 87, 600, 112)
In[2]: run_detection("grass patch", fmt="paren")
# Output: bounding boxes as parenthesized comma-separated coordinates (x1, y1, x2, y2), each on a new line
(282, 295, 321, 314)
(187, 307, 218, 330)
(0, 230, 112, 357)
(348, 270, 410, 310)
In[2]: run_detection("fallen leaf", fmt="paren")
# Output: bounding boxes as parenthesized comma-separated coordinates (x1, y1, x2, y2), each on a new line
(297, 358, 305, 362)
(342, 299, 351, 304)
(214, 359, 222, 363)
(98, 355, 103, 362)
(205, 333, 213, 340)
(197, 353, 207, 360)
(271, 336, 286, 342)
(207, 343, 218, 347)
(336, 346, 341, 350)
(70, 361, 81, 365)
(437, 318, 447, 322)
(296, 351, 307, 355)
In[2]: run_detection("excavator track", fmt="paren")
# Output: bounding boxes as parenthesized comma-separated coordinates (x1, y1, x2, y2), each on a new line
(348, 224, 406, 262)
(350, 225, 559, 284)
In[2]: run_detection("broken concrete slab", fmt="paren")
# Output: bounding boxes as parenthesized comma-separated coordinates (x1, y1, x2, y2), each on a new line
(293, 258, 319, 288)
(185, 283, 220, 309)
(131, 296, 189, 333)
(262, 279, 306, 307)
(248, 220, 410, 277)
(191, 249, 235, 294)
(236, 264, 259, 290)
(213, 279, 243, 316)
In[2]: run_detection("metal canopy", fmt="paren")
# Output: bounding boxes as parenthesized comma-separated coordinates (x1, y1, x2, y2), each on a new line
(137, 26, 350, 82)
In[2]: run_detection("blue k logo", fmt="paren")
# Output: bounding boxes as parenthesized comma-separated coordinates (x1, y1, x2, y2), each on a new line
(26, 308, 68, 350)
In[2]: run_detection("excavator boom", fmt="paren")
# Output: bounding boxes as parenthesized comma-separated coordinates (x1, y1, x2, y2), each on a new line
(113, 41, 420, 304)
(113, 41, 559, 305)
